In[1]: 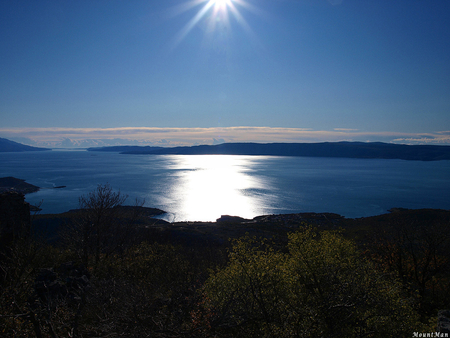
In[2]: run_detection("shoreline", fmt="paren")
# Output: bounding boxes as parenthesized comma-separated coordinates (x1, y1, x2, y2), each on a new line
(0, 177, 40, 194)
(88, 141, 450, 161)
(32, 208, 450, 248)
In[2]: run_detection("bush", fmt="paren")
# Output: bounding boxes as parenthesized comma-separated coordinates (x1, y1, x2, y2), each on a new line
(203, 227, 426, 337)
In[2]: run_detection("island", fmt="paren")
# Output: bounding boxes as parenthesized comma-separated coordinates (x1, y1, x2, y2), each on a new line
(88, 141, 450, 161)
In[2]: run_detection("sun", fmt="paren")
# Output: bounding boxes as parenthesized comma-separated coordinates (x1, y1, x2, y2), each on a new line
(168, 0, 261, 50)
(210, 0, 231, 8)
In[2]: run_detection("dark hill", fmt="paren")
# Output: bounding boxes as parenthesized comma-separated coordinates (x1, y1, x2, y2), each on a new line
(88, 145, 164, 153)
(88, 141, 450, 161)
(0, 177, 40, 194)
(0, 138, 50, 152)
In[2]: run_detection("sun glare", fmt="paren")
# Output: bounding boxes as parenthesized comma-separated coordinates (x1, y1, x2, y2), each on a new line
(164, 155, 269, 222)
(210, 0, 231, 8)
(168, 0, 262, 50)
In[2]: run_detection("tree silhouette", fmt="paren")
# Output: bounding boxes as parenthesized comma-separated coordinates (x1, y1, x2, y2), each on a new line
(63, 184, 144, 268)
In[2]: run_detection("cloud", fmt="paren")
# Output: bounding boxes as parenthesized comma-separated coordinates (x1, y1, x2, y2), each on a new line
(392, 135, 450, 145)
(1, 127, 449, 148)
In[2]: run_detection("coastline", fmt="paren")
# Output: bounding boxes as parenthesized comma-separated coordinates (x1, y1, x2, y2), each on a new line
(88, 141, 450, 161)
(32, 207, 450, 247)
(0, 177, 40, 194)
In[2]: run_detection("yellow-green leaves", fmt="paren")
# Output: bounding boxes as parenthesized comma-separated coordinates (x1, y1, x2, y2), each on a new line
(203, 227, 424, 337)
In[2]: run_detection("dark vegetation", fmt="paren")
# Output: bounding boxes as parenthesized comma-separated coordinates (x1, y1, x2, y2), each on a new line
(0, 177, 40, 194)
(1, 185, 450, 337)
(89, 141, 450, 161)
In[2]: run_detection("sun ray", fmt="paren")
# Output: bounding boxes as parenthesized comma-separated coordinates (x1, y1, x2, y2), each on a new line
(169, 1, 215, 50)
(210, 0, 232, 8)
(231, 3, 264, 51)
(232, 0, 267, 18)
(165, 0, 205, 19)
(168, 0, 264, 50)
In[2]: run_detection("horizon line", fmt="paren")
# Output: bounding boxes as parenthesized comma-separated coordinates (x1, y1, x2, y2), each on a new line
(1, 126, 449, 148)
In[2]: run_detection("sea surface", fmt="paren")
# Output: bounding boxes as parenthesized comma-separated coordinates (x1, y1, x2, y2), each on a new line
(1, 150, 449, 222)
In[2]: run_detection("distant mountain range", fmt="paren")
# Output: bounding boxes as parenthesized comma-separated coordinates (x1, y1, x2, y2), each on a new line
(0, 138, 51, 152)
(88, 142, 450, 161)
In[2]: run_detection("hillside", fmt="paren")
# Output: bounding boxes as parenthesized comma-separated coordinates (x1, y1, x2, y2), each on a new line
(0, 177, 40, 194)
(88, 141, 450, 161)
(4, 191, 450, 336)
(0, 137, 50, 152)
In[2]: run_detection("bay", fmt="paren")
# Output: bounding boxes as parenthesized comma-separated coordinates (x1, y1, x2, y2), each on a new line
(0, 150, 449, 222)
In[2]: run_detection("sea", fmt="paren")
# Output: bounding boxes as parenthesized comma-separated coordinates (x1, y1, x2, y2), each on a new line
(1, 150, 449, 222)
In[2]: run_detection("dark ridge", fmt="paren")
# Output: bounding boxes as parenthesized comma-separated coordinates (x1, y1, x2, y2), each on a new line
(65, 205, 166, 218)
(0, 137, 51, 152)
(88, 141, 450, 161)
(0, 177, 40, 194)
(88, 145, 165, 153)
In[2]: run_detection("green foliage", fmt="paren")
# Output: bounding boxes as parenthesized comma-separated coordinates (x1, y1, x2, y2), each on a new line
(286, 227, 421, 337)
(4, 183, 445, 337)
(101, 241, 193, 293)
(70, 241, 200, 337)
(204, 227, 426, 337)
(204, 236, 289, 336)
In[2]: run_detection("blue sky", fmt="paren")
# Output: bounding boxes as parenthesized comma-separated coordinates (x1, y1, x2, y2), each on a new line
(1, 0, 449, 147)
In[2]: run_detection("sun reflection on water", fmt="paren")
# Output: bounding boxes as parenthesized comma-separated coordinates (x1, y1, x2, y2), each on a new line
(165, 155, 269, 222)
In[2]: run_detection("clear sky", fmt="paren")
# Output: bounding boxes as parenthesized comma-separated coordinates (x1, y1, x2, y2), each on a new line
(1, 0, 449, 147)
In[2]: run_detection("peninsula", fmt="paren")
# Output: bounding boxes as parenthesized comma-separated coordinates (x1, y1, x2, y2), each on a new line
(0, 177, 40, 194)
(0, 138, 50, 152)
(88, 141, 450, 161)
